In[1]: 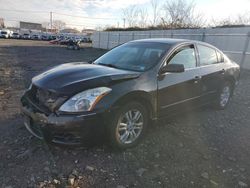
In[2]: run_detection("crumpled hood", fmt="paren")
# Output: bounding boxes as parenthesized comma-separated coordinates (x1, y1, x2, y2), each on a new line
(32, 62, 140, 95)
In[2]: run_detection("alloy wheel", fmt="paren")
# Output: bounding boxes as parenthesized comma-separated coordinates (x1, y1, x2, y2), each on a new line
(220, 86, 231, 107)
(116, 109, 144, 144)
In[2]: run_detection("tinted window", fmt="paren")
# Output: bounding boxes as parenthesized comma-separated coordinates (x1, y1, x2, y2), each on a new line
(168, 46, 196, 69)
(198, 45, 217, 65)
(94, 42, 170, 72)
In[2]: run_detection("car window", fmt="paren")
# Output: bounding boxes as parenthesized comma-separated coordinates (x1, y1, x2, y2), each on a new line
(94, 42, 170, 72)
(197, 45, 218, 65)
(141, 48, 167, 69)
(168, 46, 197, 69)
(116, 47, 139, 63)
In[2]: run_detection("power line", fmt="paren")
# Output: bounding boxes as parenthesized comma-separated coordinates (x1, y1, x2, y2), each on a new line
(0, 9, 117, 20)
(53, 12, 116, 20)
(66, 23, 108, 27)
(0, 9, 48, 13)
(3, 18, 109, 27)
(4, 17, 109, 25)
(0, 8, 117, 28)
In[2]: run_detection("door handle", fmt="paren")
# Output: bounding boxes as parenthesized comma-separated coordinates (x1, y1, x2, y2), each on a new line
(193, 76, 202, 83)
(220, 69, 225, 74)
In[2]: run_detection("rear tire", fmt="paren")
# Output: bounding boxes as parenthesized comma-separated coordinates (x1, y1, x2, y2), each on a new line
(214, 81, 233, 110)
(107, 102, 148, 150)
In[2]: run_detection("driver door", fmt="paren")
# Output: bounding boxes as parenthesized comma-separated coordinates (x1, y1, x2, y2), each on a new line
(157, 44, 202, 117)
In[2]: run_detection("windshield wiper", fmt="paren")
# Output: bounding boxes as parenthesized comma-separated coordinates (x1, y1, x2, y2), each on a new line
(98, 63, 118, 68)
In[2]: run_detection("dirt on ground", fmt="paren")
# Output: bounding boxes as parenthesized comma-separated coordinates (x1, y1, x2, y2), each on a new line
(0, 39, 249, 188)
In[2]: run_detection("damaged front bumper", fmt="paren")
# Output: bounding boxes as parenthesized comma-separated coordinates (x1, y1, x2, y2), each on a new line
(21, 96, 106, 145)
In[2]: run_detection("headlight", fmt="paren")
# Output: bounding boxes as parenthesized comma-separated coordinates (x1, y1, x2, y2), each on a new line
(59, 87, 112, 112)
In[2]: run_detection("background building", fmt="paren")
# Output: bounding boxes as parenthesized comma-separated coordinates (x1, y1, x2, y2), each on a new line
(82, 29, 95, 36)
(60, 28, 80, 34)
(20, 21, 42, 31)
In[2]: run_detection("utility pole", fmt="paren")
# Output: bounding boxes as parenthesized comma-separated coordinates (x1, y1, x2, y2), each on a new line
(50, 11, 53, 30)
(123, 18, 125, 28)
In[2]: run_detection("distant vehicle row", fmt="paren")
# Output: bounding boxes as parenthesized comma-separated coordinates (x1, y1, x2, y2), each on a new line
(49, 36, 91, 45)
(0, 30, 91, 42)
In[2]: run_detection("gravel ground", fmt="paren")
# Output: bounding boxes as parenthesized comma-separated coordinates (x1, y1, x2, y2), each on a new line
(0, 39, 249, 188)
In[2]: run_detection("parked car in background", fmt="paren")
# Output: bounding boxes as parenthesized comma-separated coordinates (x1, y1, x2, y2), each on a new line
(81, 38, 87, 43)
(67, 39, 81, 50)
(49, 38, 60, 44)
(21, 38, 240, 149)
(31, 34, 40, 40)
(0, 30, 11, 38)
(12, 32, 20, 39)
(22, 33, 31, 39)
(59, 38, 70, 45)
(81, 37, 91, 43)
(41, 35, 48, 41)
(48, 35, 57, 41)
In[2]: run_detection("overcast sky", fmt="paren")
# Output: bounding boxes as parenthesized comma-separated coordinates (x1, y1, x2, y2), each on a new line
(0, 0, 250, 30)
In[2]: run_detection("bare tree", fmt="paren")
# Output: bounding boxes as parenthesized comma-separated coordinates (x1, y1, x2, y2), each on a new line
(236, 13, 250, 25)
(52, 20, 66, 30)
(95, 25, 103, 31)
(162, 0, 205, 28)
(138, 8, 148, 28)
(235, 14, 250, 25)
(122, 5, 139, 27)
(211, 13, 250, 27)
(151, 0, 161, 26)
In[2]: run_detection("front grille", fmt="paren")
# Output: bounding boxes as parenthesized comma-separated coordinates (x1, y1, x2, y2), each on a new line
(27, 85, 58, 112)
(36, 87, 57, 107)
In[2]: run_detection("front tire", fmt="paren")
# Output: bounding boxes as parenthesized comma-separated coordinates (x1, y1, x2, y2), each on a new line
(107, 102, 148, 149)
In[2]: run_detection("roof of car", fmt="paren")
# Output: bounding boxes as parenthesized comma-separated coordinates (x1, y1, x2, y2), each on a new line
(130, 38, 216, 49)
(131, 38, 190, 44)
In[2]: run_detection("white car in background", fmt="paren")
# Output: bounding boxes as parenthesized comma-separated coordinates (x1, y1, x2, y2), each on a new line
(0, 30, 11, 38)
(12, 32, 20, 39)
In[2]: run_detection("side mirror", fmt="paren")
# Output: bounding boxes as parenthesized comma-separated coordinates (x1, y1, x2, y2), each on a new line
(160, 64, 184, 74)
(88, 59, 95, 64)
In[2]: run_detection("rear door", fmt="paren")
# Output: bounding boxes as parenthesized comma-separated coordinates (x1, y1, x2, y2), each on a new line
(157, 44, 202, 117)
(196, 44, 226, 103)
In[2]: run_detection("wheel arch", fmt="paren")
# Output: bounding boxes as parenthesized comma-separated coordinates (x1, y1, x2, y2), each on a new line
(223, 74, 237, 90)
(112, 91, 156, 121)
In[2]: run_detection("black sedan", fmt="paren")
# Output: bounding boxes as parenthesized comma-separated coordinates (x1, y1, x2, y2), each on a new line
(21, 38, 240, 149)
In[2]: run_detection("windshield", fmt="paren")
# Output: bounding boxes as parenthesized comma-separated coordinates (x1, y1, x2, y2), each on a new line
(94, 42, 170, 72)
(1, 31, 7, 34)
